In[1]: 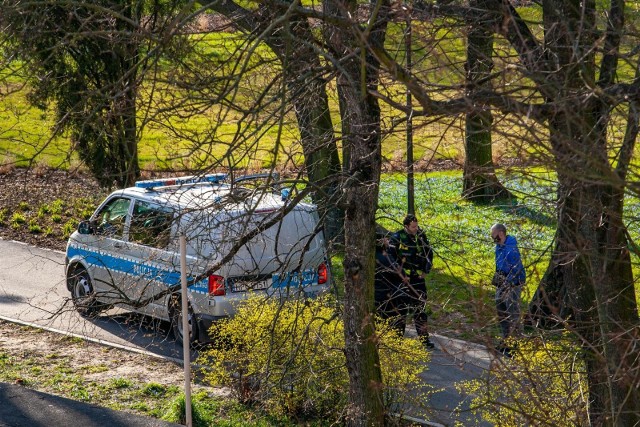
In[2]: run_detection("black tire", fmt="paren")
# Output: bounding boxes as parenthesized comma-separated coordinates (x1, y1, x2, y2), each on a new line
(68, 267, 102, 317)
(170, 297, 199, 347)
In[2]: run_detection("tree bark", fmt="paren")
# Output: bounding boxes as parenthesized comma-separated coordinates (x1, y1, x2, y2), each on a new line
(204, 1, 344, 244)
(526, 1, 640, 423)
(462, 0, 513, 202)
(280, 14, 344, 244)
(323, 0, 388, 423)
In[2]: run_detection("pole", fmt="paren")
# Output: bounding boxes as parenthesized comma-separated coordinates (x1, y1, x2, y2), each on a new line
(406, 6, 415, 216)
(179, 235, 193, 427)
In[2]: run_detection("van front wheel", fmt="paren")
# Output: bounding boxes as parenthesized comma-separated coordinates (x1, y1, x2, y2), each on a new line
(69, 267, 102, 318)
(170, 297, 198, 346)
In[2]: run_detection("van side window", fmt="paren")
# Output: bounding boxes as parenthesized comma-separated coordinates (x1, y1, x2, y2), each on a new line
(96, 197, 131, 238)
(130, 200, 173, 248)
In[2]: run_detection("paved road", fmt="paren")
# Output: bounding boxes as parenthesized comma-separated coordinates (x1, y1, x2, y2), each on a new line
(0, 238, 184, 360)
(0, 238, 492, 426)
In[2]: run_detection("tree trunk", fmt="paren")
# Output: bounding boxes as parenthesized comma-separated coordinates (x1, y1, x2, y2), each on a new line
(323, 0, 388, 423)
(533, 118, 640, 425)
(282, 16, 344, 244)
(462, 0, 512, 202)
(525, 2, 640, 423)
(109, 1, 140, 188)
(203, 2, 344, 244)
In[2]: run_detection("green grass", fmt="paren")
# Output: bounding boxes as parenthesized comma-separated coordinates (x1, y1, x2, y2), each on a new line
(0, 322, 298, 426)
(377, 170, 640, 339)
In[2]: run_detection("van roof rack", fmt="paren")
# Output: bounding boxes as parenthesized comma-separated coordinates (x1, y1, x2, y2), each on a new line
(135, 173, 227, 189)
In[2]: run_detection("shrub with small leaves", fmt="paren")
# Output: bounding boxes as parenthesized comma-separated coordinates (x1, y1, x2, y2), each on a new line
(50, 199, 65, 215)
(198, 295, 429, 423)
(73, 197, 98, 219)
(62, 219, 78, 238)
(38, 205, 51, 217)
(10, 212, 26, 228)
(17, 201, 30, 212)
(28, 220, 42, 234)
(458, 335, 589, 426)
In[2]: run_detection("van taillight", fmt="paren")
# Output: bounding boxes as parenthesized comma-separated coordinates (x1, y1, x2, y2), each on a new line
(208, 275, 225, 296)
(317, 263, 328, 284)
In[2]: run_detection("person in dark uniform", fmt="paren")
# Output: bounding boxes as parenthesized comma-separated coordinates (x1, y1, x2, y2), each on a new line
(392, 214, 435, 349)
(374, 228, 409, 336)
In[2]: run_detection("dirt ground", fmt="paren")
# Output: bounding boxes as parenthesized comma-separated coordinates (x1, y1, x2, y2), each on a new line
(0, 167, 107, 251)
(0, 320, 186, 387)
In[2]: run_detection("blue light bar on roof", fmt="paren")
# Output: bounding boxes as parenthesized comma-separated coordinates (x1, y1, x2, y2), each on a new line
(135, 173, 227, 189)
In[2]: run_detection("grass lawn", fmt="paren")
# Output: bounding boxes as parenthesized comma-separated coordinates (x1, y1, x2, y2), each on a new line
(377, 170, 640, 341)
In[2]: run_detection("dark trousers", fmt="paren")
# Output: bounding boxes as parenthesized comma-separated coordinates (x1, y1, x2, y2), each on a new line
(375, 276, 429, 338)
(375, 294, 409, 336)
(402, 275, 429, 339)
(495, 283, 523, 339)
(492, 272, 523, 339)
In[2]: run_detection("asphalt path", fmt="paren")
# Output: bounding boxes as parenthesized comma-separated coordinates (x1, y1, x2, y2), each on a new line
(0, 238, 492, 426)
(0, 238, 184, 360)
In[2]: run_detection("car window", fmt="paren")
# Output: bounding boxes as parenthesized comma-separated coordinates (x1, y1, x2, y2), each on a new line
(130, 200, 173, 248)
(96, 197, 131, 239)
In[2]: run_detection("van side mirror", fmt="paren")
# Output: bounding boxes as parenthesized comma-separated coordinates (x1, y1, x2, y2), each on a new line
(78, 220, 95, 235)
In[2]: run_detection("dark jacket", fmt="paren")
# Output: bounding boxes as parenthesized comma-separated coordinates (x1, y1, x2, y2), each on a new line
(374, 245, 404, 302)
(495, 235, 526, 285)
(392, 228, 433, 276)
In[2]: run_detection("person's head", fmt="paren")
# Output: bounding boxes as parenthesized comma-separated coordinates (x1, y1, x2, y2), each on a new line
(403, 214, 419, 236)
(490, 223, 507, 245)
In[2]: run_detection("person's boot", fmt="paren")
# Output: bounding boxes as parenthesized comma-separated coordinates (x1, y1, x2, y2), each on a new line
(421, 336, 435, 350)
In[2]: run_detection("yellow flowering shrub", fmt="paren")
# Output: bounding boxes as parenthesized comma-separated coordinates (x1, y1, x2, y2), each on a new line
(458, 336, 589, 426)
(198, 295, 429, 422)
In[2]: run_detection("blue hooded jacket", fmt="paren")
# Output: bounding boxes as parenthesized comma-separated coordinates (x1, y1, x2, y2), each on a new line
(495, 235, 526, 285)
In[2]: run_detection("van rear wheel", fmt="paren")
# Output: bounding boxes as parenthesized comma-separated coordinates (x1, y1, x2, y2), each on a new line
(69, 267, 102, 317)
(170, 297, 199, 346)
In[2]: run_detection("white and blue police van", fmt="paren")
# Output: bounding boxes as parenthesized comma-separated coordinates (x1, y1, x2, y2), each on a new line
(64, 173, 330, 345)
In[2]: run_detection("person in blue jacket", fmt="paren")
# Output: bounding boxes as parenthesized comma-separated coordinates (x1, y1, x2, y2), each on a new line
(490, 223, 525, 353)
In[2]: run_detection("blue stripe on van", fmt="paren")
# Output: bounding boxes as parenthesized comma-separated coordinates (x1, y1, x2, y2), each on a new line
(67, 244, 210, 294)
(272, 269, 319, 288)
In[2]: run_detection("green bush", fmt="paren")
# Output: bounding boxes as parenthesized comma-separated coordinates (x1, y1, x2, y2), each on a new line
(62, 219, 78, 237)
(198, 295, 429, 423)
(38, 205, 51, 217)
(10, 212, 26, 228)
(50, 199, 65, 215)
(28, 221, 42, 234)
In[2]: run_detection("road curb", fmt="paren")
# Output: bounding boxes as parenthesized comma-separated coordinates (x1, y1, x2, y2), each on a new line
(431, 333, 492, 370)
(0, 314, 185, 366)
